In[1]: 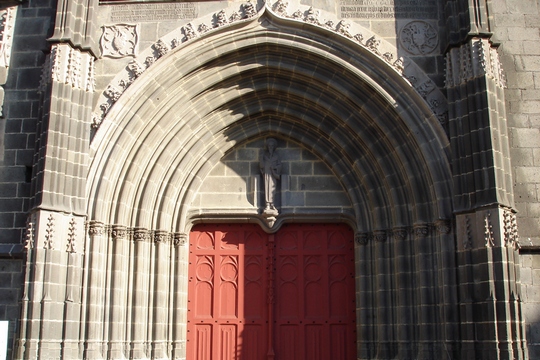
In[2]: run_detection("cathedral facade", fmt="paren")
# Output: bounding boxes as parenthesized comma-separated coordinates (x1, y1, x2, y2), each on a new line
(0, 0, 539, 359)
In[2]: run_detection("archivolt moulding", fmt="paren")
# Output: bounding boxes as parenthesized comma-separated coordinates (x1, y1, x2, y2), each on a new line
(91, 0, 448, 131)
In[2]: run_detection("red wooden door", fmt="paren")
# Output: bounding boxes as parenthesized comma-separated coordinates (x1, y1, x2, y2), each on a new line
(187, 223, 356, 360)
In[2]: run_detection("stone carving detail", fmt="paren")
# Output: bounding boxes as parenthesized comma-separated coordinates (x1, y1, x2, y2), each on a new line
(127, 60, 144, 79)
(174, 233, 188, 246)
(44, 214, 55, 249)
(153, 39, 169, 58)
(40, 44, 95, 93)
(92, 3, 447, 132)
(464, 215, 473, 250)
(399, 21, 438, 55)
(133, 228, 151, 242)
(111, 225, 127, 240)
(365, 36, 381, 55)
(445, 38, 506, 89)
(484, 212, 495, 247)
(503, 210, 520, 250)
(154, 231, 170, 244)
(24, 215, 35, 250)
(436, 220, 451, 235)
(273, 0, 288, 16)
(215, 10, 228, 27)
(373, 231, 387, 242)
(260, 138, 282, 226)
(88, 221, 105, 236)
(305, 7, 320, 25)
(0, 7, 16, 68)
(414, 225, 429, 238)
(243, 0, 257, 18)
(393, 57, 405, 74)
(393, 227, 409, 240)
(198, 23, 210, 34)
(100, 24, 138, 58)
(355, 233, 369, 245)
(182, 23, 197, 41)
(383, 52, 393, 63)
(104, 84, 122, 101)
(337, 20, 352, 38)
(229, 12, 241, 23)
(66, 217, 77, 253)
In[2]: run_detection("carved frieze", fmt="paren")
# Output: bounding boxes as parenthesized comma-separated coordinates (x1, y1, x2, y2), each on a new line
(92, 2, 447, 132)
(39, 44, 95, 93)
(133, 228, 151, 242)
(100, 24, 138, 58)
(445, 38, 506, 89)
(399, 21, 438, 56)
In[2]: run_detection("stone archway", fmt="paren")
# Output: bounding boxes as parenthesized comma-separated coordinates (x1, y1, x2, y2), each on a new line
(14, 8, 456, 360)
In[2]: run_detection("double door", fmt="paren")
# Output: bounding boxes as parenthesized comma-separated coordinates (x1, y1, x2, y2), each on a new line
(187, 223, 356, 359)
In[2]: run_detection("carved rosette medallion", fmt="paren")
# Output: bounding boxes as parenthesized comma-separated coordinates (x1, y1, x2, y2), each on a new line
(399, 21, 438, 55)
(101, 24, 138, 58)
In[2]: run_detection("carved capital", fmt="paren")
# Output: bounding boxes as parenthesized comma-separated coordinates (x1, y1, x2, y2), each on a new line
(436, 220, 452, 235)
(392, 227, 409, 240)
(174, 233, 188, 246)
(111, 225, 127, 240)
(355, 232, 369, 246)
(133, 228, 150, 242)
(373, 230, 387, 243)
(88, 221, 105, 236)
(414, 224, 430, 238)
(154, 231, 170, 244)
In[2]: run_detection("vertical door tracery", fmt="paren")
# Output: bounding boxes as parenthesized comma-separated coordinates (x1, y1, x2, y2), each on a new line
(187, 224, 356, 360)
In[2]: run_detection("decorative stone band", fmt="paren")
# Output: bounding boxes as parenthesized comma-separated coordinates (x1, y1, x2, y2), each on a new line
(445, 37, 506, 89)
(39, 43, 95, 93)
(87, 224, 188, 247)
(91, 0, 448, 130)
(355, 221, 451, 245)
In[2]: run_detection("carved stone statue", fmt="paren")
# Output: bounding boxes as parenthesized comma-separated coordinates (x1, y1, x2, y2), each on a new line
(259, 138, 282, 214)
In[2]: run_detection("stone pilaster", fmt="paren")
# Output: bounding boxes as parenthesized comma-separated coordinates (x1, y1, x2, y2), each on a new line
(455, 208, 527, 359)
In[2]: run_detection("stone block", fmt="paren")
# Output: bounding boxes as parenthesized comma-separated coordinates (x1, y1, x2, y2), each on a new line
(512, 128, 540, 148)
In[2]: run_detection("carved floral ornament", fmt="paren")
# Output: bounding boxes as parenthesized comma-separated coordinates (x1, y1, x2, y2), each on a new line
(91, 0, 448, 130)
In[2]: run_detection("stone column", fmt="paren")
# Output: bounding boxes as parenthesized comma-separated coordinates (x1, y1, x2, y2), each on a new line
(172, 232, 188, 359)
(413, 224, 436, 359)
(84, 221, 107, 359)
(355, 232, 375, 359)
(392, 227, 415, 359)
(131, 228, 151, 359)
(152, 231, 171, 358)
(373, 230, 393, 358)
(107, 226, 128, 359)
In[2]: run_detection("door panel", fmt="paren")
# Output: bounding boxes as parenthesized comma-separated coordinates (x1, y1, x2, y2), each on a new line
(187, 223, 356, 360)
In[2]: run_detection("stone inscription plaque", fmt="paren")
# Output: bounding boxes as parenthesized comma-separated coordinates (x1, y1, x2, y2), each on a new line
(340, 0, 437, 19)
(110, 3, 198, 22)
